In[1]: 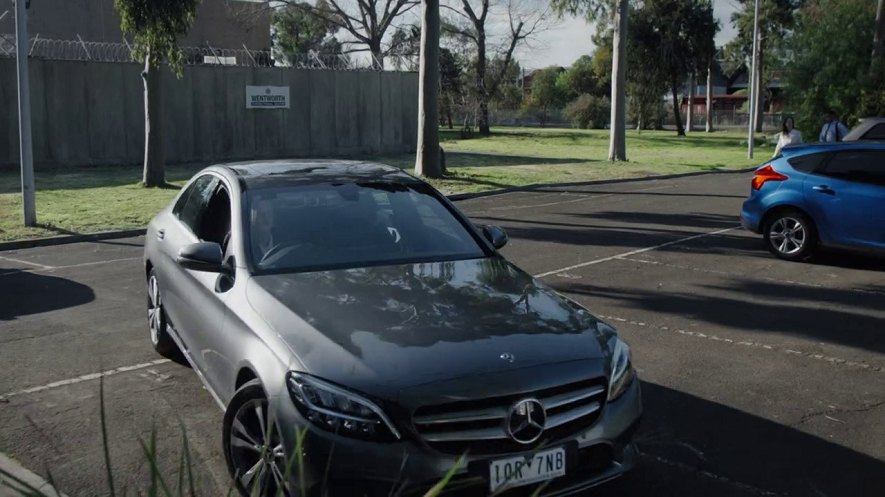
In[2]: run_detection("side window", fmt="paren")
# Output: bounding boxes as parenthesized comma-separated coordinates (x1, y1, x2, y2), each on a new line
(197, 186, 232, 248)
(176, 175, 219, 233)
(861, 123, 885, 141)
(821, 151, 885, 186)
(787, 153, 827, 173)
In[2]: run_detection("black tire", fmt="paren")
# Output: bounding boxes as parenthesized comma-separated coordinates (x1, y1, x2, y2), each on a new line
(762, 209, 817, 261)
(223, 380, 292, 497)
(146, 268, 178, 357)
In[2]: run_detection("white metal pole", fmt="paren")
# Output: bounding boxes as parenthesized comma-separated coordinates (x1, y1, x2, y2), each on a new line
(15, 0, 36, 226)
(747, 0, 760, 159)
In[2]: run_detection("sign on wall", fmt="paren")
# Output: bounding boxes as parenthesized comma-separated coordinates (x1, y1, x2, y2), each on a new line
(246, 86, 290, 109)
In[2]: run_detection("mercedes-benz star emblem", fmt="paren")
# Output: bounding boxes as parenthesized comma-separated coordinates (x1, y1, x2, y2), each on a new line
(506, 399, 546, 444)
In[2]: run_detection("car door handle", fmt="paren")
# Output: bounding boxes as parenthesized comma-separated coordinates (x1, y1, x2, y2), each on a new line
(156, 229, 165, 240)
(812, 185, 834, 194)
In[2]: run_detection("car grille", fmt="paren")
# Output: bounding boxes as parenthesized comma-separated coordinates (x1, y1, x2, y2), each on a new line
(411, 378, 607, 455)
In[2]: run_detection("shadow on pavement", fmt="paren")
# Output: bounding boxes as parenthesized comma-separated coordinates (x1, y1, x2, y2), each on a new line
(0, 271, 95, 320)
(596, 381, 885, 497)
(561, 278, 885, 354)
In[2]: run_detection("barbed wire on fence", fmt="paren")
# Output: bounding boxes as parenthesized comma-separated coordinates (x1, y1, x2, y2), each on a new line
(0, 36, 418, 71)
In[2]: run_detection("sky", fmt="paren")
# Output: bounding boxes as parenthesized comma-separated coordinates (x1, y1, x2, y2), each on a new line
(516, 0, 742, 70)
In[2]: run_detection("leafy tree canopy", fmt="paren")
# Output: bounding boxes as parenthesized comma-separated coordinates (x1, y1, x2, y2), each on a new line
(272, 1, 342, 61)
(786, 0, 879, 134)
(114, 0, 199, 72)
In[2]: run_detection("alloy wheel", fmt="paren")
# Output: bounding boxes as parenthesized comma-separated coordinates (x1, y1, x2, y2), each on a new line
(768, 217, 806, 255)
(229, 398, 290, 496)
(147, 275, 162, 345)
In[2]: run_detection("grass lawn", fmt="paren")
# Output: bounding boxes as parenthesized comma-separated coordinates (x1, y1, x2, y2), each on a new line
(0, 127, 767, 241)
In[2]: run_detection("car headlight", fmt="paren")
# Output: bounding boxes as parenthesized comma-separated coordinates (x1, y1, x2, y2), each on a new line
(286, 372, 401, 441)
(607, 337, 635, 401)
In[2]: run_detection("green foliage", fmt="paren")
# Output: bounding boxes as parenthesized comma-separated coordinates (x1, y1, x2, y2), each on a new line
(271, 2, 342, 62)
(786, 0, 878, 135)
(549, 0, 610, 21)
(564, 94, 611, 129)
(556, 55, 605, 100)
(629, 0, 718, 134)
(113, 0, 199, 74)
(725, 0, 798, 88)
(525, 67, 568, 112)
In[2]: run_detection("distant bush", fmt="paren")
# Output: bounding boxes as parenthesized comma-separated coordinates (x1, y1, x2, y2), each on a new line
(564, 94, 610, 129)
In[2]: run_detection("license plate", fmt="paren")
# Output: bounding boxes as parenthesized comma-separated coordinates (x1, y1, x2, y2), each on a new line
(488, 446, 566, 493)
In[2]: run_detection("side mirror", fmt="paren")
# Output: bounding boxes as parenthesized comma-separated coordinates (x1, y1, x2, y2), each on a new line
(482, 225, 508, 250)
(177, 242, 226, 273)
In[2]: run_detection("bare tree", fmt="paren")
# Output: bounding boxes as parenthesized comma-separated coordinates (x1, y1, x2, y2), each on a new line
(415, 0, 442, 177)
(276, 0, 419, 68)
(443, 0, 551, 136)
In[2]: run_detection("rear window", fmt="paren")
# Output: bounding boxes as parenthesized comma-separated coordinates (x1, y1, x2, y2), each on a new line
(245, 182, 488, 273)
(861, 123, 885, 140)
(787, 153, 827, 173)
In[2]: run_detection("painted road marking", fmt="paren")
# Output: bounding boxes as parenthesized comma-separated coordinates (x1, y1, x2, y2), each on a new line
(599, 314, 884, 374)
(486, 184, 672, 212)
(0, 256, 142, 278)
(533, 226, 740, 278)
(0, 254, 55, 271)
(0, 359, 172, 401)
(644, 453, 783, 496)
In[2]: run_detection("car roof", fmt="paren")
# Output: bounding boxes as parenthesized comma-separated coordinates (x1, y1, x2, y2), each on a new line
(780, 140, 885, 157)
(843, 117, 885, 141)
(217, 160, 421, 190)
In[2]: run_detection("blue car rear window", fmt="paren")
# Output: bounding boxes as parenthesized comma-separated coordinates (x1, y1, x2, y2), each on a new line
(787, 153, 827, 173)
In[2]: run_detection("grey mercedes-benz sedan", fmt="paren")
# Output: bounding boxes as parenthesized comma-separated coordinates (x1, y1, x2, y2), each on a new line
(143, 161, 641, 496)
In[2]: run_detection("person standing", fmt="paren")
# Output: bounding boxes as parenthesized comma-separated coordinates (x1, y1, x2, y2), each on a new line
(819, 110, 849, 143)
(773, 117, 803, 157)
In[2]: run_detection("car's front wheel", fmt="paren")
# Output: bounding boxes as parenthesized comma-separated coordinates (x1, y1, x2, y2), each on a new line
(763, 209, 817, 261)
(147, 268, 177, 357)
(223, 380, 292, 497)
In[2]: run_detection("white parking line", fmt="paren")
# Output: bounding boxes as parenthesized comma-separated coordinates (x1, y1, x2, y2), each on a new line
(0, 255, 55, 271)
(644, 453, 784, 496)
(533, 226, 740, 278)
(600, 314, 884, 374)
(0, 359, 171, 401)
(0, 256, 141, 278)
(487, 184, 672, 212)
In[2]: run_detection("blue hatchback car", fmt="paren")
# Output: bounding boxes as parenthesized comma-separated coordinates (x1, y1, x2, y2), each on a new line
(741, 142, 885, 261)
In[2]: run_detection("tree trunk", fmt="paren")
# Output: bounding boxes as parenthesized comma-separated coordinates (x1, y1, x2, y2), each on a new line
(686, 72, 695, 132)
(754, 43, 764, 133)
(872, 0, 885, 78)
(475, 28, 490, 136)
(705, 62, 713, 132)
(414, 0, 441, 178)
(671, 83, 685, 136)
(608, 0, 628, 161)
(142, 53, 165, 187)
(370, 41, 384, 70)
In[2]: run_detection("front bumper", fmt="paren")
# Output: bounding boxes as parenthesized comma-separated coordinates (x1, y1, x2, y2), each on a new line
(272, 377, 642, 496)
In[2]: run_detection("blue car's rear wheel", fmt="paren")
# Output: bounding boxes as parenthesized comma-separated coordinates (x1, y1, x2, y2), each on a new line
(763, 209, 817, 261)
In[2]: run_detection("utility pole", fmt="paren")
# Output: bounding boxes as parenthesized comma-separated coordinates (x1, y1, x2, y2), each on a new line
(15, 0, 36, 226)
(747, 0, 760, 159)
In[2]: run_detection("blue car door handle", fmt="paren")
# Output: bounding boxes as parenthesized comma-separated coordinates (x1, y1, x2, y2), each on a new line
(812, 185, 834, 194)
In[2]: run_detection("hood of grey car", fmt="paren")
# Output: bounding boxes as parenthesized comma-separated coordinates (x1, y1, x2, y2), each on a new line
(248, 257, 608, 395)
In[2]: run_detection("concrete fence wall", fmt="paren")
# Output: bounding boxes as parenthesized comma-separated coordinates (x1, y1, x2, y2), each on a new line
(0, 59, 419, 169)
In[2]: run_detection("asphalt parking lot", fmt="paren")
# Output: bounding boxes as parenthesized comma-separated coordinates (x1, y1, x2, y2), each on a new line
(1, 171, 884, 496)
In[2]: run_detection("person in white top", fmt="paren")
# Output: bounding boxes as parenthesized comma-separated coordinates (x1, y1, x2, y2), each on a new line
(818, 110, 849, 143)
(773, 117, 803, 157)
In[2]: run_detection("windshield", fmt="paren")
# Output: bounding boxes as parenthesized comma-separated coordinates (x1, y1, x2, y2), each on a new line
(246, 182, 488, 273)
